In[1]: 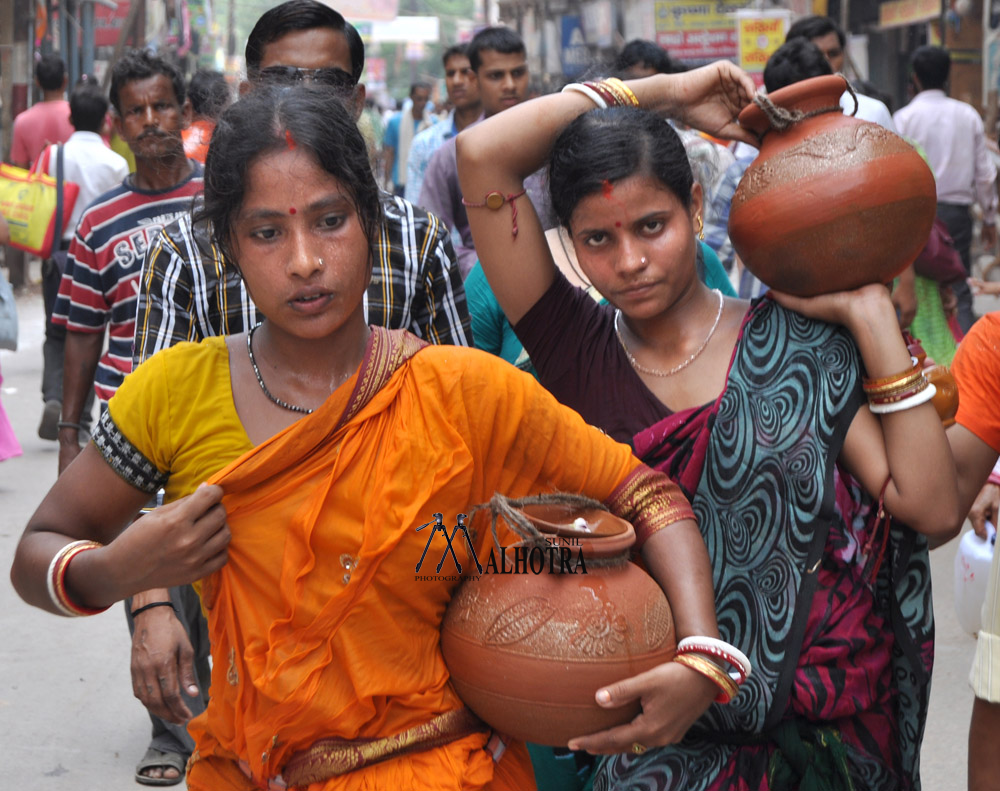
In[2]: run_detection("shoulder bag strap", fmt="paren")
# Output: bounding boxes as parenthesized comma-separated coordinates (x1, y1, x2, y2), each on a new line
(54, 143, 65, 244)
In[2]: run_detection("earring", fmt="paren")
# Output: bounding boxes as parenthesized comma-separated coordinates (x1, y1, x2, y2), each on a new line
(696, 216, 705, 242)
(318, 258, 325, 268)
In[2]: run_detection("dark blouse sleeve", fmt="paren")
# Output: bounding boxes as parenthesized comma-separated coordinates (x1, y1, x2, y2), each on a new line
(513, 274, 668, 445)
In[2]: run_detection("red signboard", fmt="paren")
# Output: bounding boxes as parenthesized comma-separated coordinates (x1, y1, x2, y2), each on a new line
(655, 29, 739, 60)
(95, 0, 132, 49)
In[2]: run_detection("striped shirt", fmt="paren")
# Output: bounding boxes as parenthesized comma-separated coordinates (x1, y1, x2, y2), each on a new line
(52, 164, 204, 404)
(133, 193, 471, 365)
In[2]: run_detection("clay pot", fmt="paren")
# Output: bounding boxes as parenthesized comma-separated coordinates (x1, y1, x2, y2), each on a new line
(906, 335, 959, 426)
(441, 504, 676, 746)
(925, 364, 959, 427)
(729, 75, 937, 297)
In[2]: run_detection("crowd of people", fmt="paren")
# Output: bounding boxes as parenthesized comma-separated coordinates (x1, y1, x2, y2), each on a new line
(4, 2, 1000, 789)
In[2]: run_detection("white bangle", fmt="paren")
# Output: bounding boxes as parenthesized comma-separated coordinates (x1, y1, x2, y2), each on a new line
(46, 540, 94, 617)
(676, 636, 752, 679)
(868, 382, 936, 414)
(561, 83, 608, 109)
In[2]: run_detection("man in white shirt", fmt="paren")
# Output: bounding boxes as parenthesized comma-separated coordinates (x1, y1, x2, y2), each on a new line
(785, 16, 897, 131)
(894, 45, 998, 333)
(38, 82, 129, 441)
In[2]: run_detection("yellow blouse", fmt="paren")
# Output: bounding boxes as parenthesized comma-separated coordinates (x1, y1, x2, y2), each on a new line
(104, 336, 254, 503)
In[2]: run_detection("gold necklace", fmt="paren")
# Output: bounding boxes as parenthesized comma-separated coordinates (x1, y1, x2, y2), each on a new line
(614, 289, 725, 377)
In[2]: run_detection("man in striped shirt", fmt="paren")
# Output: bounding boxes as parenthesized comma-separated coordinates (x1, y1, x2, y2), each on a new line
(52, 50, 202, 475)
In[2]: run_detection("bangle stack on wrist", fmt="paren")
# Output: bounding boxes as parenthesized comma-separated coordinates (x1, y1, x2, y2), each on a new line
(863, 359, 936, 414)
(672, 636, 752, 704)
(561, 77, 640, 110)
(46, 540, 109, 617)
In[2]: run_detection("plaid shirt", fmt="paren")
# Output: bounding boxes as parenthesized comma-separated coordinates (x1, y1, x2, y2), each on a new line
(134, 193, 471, 365)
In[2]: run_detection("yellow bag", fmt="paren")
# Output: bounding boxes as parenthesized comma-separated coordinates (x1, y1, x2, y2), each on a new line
(0, 151, 79, 258)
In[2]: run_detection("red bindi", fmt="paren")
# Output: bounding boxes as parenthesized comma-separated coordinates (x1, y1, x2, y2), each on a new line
(289, 207, 297, 214)
(615, 221, 622, 227)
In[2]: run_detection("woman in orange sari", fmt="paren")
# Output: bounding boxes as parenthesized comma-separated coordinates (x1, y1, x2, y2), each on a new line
(10, 83, 746, 790)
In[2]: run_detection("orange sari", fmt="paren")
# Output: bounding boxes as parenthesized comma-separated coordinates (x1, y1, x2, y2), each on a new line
(185, 328, 690, 790)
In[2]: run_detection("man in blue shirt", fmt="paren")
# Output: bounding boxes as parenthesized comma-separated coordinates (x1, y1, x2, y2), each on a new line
(383, 82, 432, 195)
(405, 44, 481, 206)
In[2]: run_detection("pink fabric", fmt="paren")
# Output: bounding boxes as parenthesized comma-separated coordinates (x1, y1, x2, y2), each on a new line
(0, 369, 22, 462)
(10, 100, 74, 166)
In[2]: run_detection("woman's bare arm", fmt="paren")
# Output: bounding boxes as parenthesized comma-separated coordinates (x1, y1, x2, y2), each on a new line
(457, 63, 757, 326)
(773, 285, 960, 538)
(11, 444, 229, 614)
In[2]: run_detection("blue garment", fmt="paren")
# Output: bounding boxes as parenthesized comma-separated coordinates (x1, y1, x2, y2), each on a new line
(384, 113, 402, 186)
(405, 113, 455, 207)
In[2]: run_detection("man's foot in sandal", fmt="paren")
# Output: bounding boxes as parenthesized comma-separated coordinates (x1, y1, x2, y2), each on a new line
(135, 747, 186, 786)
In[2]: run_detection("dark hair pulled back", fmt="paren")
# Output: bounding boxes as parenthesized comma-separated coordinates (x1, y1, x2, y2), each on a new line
(199, 84, 383, 267)
(548, 107, 693, 230)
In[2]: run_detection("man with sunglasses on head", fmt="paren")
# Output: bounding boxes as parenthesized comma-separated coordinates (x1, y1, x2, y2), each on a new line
(135, 0, 469, 365)
(127, 1, 470, 786)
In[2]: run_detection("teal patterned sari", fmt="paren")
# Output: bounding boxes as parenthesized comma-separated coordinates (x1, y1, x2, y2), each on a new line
(595, 298, 933, 791)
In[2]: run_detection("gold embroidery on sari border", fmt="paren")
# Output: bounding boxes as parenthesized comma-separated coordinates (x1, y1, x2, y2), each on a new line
(338, 328, 428, 429)
(607, 466, 696, 549)
(280, 707, 485, 786)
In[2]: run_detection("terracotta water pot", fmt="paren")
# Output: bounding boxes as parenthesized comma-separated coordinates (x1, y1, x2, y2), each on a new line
(906, 335, 959, 426)
(441, 504, 675, 746)
(729, 75, 937, 297)
(925, 364, 959, 427)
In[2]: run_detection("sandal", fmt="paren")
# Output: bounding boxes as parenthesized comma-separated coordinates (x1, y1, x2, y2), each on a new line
(135, 746, 186, 786)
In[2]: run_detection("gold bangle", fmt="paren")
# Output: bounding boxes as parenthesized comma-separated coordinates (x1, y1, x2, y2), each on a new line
(862, 371, 924, 396)
(604, 77, 639, 107)
(862, 361, 920, 390)
(867, 377, 929, 405)
(674, 652, 738, 703)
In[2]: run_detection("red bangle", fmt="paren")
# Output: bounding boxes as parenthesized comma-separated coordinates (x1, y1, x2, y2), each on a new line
(866, 377, 929, 406)
(675, 643, 748, 685)
(988, 472, 1000, 487)
(46, 540, 109, 617)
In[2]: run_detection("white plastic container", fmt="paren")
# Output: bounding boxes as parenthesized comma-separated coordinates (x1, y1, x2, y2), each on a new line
(955, 521, 996, 636)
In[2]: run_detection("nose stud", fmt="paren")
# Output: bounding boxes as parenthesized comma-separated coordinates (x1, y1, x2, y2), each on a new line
(640, 257, 647, 265)
(318, 258, 325, 268)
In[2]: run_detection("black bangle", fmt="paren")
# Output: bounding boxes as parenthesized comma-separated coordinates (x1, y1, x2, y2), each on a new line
(130, 601, 175, 619)
(57, 421, 82, 432)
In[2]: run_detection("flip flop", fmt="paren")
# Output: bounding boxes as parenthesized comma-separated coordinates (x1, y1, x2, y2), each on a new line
(135, 746, 186, 786)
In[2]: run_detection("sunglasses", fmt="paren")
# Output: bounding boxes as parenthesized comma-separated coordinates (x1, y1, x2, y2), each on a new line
(256, 66, 357, 92)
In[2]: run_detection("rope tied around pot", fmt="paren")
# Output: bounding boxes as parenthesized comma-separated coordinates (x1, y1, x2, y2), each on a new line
(470, 492, 630, 568)
(752, 73, 858, 141)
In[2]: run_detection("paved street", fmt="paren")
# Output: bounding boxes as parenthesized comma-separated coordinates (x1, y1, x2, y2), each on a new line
(0, 282, 993, 789)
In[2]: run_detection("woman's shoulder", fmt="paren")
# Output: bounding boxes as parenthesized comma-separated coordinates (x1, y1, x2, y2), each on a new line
(134, 336, 229, 374)
(120, 337, 230, 407)
(410, 342, 537, 390)
(749, 296, 856, 345)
